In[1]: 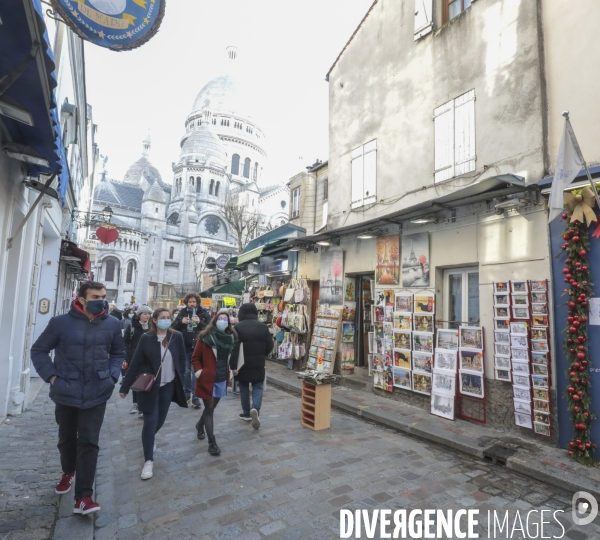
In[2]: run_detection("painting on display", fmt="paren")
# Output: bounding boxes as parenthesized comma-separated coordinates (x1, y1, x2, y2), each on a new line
(341, 348, 355, 370)
(375, 235, 400, 285)
(344, 279, 355, 302)
(320, 249, 344, 305)
(401, 233, 430, 287)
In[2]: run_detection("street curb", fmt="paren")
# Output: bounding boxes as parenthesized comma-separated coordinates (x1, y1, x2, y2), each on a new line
(52, 483, 95, 540)
(267, 374, 600, 501)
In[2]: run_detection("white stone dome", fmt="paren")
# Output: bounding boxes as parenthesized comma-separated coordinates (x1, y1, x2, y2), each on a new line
(179, 124, 227, 170)
(190, 74, 251, 120)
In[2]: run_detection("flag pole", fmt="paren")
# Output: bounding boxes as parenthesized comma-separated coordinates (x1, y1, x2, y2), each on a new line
(563, 111, 600, 208)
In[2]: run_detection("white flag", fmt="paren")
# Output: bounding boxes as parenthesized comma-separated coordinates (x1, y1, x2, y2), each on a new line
(548, 118, 584, 223)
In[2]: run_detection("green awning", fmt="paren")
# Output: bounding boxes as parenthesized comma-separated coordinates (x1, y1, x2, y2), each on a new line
(212, 280, 246, 296)
(235, 246, 264, 265)
(224, 256, 238, 270)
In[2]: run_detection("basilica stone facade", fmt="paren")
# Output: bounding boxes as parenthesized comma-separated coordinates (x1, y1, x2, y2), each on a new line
(92, 47, 289, 306)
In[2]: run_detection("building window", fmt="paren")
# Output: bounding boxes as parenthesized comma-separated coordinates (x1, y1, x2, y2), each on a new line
(190, 176, 194, 186)
(443, 267, 479, 329)
(434, 89, 475, 183)
(155, 207, 158, 213)
(169, 246, 174, 259)
(292, 188, 300, 218)
(209, 179, 214, 195)
(243, 158, 251, 179)
(253, 162, 258, 181)
(231, 154, 240, 175)
(126, 261, 134, 283)
(351, 139, 377, 209)
(281, 200, 286, 208)
(212, 118, 216, 125)
(196, 177, 201, 193)
(251, 198, 254, 206)
(444, 0, 472, 23)
(323, 179, 328, 200)
(322, 201, 328, 228)
(167, 213, 179, 225)
(215, 181, 220, 197)
(104, 259, 116, 282)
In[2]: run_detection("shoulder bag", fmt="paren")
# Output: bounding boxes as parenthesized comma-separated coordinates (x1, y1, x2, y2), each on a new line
(130, 334, 173, 393)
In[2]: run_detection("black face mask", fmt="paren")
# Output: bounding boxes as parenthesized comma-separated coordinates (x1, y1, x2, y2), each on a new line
(85, 299, 106, 315)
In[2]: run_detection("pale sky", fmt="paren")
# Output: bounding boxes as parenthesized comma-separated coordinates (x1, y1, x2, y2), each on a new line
(84, 0, 373, 186)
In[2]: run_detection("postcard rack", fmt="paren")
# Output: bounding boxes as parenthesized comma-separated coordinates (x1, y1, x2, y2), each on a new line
(307, 309, 342, 374)
(301, 381, 331, 431)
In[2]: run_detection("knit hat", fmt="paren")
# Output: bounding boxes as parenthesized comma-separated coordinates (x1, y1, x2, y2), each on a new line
(136, 305, 153, 316)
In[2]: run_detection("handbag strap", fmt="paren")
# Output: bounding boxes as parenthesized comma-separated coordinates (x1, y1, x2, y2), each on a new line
(154, 333, 174, 382)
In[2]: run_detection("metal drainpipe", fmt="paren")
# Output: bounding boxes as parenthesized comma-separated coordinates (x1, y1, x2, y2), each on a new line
(312, 170, 318, 234)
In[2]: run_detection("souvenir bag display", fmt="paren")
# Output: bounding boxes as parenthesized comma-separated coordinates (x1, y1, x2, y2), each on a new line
(264, 286, 274, 298)
(284, 280, 296, 302)
(264, 299, 274, 311)
(290, 305, 308, 334)
(294, 278, 308, 303)
(279, 283, 287, 298)
(278, 333, 293, 360)
(256, 287, 266, 299)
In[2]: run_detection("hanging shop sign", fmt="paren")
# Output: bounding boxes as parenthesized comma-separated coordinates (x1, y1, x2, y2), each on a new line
(216, 255, 230, 270)
(50, 0, 166, 51)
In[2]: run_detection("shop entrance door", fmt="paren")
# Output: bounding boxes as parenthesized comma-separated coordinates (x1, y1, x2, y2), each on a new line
(352, 274, 374, 367)
(443, 267, 480, 329)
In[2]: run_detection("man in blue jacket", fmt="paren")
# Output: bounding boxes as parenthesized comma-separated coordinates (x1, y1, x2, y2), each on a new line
(31, 281, 125, 515)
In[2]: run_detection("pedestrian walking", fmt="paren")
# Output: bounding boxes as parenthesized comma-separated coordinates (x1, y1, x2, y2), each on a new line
(31, 281, 125, 515)
(123, 305, 153, 415)
(230, 303, 273, 430)
(191, 311, 237, 455)
(119, 308, 188, 480)
(172, 307, 182, 320)
(121, 307, 135, 337)
(172, 293, 211, 409)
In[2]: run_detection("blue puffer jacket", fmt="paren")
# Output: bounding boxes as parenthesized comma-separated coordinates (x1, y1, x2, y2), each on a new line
(31, 301, 126, 409)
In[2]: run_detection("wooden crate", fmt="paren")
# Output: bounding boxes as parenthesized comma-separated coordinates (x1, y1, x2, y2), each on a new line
(301, 381, 331, 430)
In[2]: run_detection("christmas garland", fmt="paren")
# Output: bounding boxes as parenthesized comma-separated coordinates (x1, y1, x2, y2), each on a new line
(560, 211, 597, 465)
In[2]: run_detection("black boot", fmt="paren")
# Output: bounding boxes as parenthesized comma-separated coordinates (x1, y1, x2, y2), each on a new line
(208, 436, 220, 455)
(195, 418, 205, 440)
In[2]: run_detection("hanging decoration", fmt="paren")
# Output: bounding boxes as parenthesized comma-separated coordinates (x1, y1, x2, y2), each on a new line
(560, 197, 597, 465)
(96, 224, 119, 244)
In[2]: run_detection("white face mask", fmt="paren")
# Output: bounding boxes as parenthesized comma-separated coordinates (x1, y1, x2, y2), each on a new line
(216, 320, 228, 331)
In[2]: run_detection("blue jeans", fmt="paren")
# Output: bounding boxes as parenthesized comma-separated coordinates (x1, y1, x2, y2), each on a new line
(142, 381, 174, 461)
(183, 351, 195, 399)
(239, 381, 263, 415)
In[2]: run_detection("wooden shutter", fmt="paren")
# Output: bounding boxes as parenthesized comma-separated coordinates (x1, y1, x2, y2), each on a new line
(351, 146, 364, 209)
(434, 99, 454, 183)
(454, 89, 476, 176)
(363, 140, 377, 206)
(414, 0, 433, 41)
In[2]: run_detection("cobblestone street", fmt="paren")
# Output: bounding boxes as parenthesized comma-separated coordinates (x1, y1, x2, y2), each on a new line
(2, 383, 600, 540)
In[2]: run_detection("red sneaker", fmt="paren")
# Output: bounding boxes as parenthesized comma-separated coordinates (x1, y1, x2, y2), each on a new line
(73, 496, 101, 515)
(55, 472, 75, 494)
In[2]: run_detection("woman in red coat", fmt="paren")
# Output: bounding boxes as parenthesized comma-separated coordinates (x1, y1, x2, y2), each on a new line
(191, 311, 237, 455)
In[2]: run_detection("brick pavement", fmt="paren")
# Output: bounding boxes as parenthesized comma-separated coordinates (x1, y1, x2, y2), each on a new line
(93, 384, 600, 539)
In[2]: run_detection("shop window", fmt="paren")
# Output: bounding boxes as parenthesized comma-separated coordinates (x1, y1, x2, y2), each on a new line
(351, 139, 377, 209)
(231, 154, 240, 175)
(104, 259, 116, 282)
(292, 188, 300, 218)
(444, 0, 472, 24)
(443, 267, 479, 329)
(434, 89, 475, 183)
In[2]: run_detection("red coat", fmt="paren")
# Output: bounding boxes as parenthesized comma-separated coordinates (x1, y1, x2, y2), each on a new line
(191, 339, 230, 400)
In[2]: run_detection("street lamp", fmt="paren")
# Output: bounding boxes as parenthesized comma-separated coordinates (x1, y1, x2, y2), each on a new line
(71, 206, 115, 229)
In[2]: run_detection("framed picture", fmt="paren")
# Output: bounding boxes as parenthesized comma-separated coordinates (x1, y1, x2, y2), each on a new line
(434, 349, 458, 371)
(392, 367, 412, 390)
(494, 356, 511, 369)
(459, 350, 484, 373)
(532, 375, 549, 389)
(431, 368, 456, 396)
(319, 249, 344, 305)
(512, 307, 530, 319)
(393, 313, 412, 331)
(383, 290, 395, 307)
(342, 323, 355, 343)
(512, 348, 529, 361)
(495, 369, 511, 382)
(512, 294, 529, 306)
(373, 368, 385, 390)
(494, 294, 510, 306)
(412, 372, 432, 395)
(384, 307, 393, 322)
(414, 294, 435, 314)
(512, 373, 530, 387)
(495, 306, 510, 318)
(375, 290, 386, 307)
(459, 371, 485, 398)
(515, 412, 533, 429)
(531, 328, 548, 341)
(530, 280, 547, 292)
(459, 326, 483, 351)
(401, 232, 430, 287)
(514, 399, 532, 415)
(510, 322, 528, 335)
(431, 393, 455, 421)
(533, 388, 550, 401)
(532, 304, 548, 315)
(532, 315, 549, 327)
(374, 306, 384, 322)
(413, 352, 433, 374)
(393, 349, 411, 370)
(494, 319, 510, 332)
(374, 322, 384, 338)
(533, 411, 550, 425)
(531, 291, 548, 304)
(394, 293, 414, 313)
(436, 329, 459, 350)
(495, 331, 510, 344)
(512, 361, 530, 374)
(533, 399, 550, 413)
(511, 335, 528, 349)
(534, 422, 551, 437)
(531, 352, 548, 365)
(511, 281, 528, 293)
(531, 340, 549, 353)
(383, 322, 394, 339)
(393, 331, 412, 350)
(494, 343, 511, 356)
(532, 364, 548, 376)
(513, 385, 531, 401)
(494, 282, 509, 293)
(414, 313, 434, 333)
(413, 332, 434, 353)
(376, 235, 400, 285)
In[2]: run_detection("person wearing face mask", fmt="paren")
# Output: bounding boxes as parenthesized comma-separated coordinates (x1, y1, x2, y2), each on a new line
(31, 281, 125, 515)
(119, 308, 188, 480)
(121, 307, 134, 337)
(191, 311, 237, 455)
(123, 305, 153, 415)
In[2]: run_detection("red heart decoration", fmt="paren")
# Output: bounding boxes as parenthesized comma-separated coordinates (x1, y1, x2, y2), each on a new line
(96, 226, 119, 244)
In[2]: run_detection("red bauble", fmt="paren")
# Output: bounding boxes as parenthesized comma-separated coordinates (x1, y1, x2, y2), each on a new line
(568, 386, 575, 393)
(582, 360, 588, 366)
(562, 244, 568, 250)
(564, 278, 570, 283)
(574, 361, 582, 368)
(573, 394, 581, 401)
(578, 336, 586, 343)
(575, 379, 581, 384)
(582, 301, 588, 307)
(578, 345, 585, 350)
(569, 326, 577, 333)
(568, 451, 573, 456)
(574, 406, 580, 412)
(581, 380, 587, 385)
(575, 261, 582, 267)
(562, 213, 568, 219)
(586, 443, 591, 449)
(573, 236, 581, 242)
(578, 390, 584, 396)
(570, 371, 577, 378)
(579, 249, 587, 256)
(568, 316, 574, 323)
(581, 316, 588, 323)
(579, 366, 586, 372)
(581, 293, 587, 299)
(579, 445, 584, 450)
(569, 441, 576, 448)
(570, 348, 575, 353)
(568, 339, 574, 344)
(566, 274, 573, 280)
(574, 321, 581, 328)
(562, 267, 570, 274)
(563, 234, 571, 240)
(582, 266, 588, 271)
(584, 412, 589, 417)
(569, 301, 576, 308)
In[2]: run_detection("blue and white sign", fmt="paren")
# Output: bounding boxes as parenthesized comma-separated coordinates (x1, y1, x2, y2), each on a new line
(51, 0, 165, 51)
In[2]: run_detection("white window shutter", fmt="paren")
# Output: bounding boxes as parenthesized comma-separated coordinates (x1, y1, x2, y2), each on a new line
(363, 140, 377, 206)
(322, 200, 328, 228)
(414, 0, 433, 41)
(351, 146, 364, 209)
(434, 99, 455, 183)
(454, 89, 476, 176)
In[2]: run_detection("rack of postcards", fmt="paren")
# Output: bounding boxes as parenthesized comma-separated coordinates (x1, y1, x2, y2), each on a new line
(493, 280, 552, 437)
(307, 306, 342, 373)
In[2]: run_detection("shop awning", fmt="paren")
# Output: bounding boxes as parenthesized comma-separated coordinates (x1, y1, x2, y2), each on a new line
(538, 165, 600, 195)
(235, 246, 264, 266)
(60, 240, 91, 278)
(201, 276, 255, 298)
(0, 0, 65, 180)
(223, 256, 238, 270)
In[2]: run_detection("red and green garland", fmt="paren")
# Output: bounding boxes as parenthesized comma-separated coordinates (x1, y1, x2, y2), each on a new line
(560, 211, 597, 465)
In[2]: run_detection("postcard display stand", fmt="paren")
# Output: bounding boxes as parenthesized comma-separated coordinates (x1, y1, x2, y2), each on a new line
(307, 307, 342, 374)
(493, 280, 552, 437)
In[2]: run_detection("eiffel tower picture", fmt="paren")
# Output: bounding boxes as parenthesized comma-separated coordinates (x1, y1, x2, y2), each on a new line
(401, 232, 430, 287)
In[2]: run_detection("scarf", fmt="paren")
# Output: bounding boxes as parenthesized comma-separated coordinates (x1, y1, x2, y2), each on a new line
(141, 321, 149, 330)
(202, 328, 235, 358)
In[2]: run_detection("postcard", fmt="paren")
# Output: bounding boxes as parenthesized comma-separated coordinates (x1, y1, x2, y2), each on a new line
(494, 294, 510, 306)
(512, 373, 530, 387)
(393, 349, 411, 370)
(412, 373, 432, 395)
(530, 280, 547, 292)
(393, 331, 412, 350)
(512, 281, 528, 293)
(459, 326, 483, 351)
(494, 319, 510, 332)
(431, 393, 455, 420)
(514, 399, 532, 415)
(513, 385, 531, 401)
(532, 364, 549, 376)
(495, 369, 511, 382)
(532, 375, 549, 389)
(394, 293, 413, 313)
(512, 307, 530, 320)
(414, 294, 435, 314)
(459, 350, 484, 373)
(515, 412, 533, 429)
(531, 340, 549, 353)
(532, 315, 549, 327)
(512, 294, 529, 306)
(511, 335, 528, 349)
(533, 399, 550, 413)
(512, 361, 529, 374)
(459, 371, 485, 398)
(494, 343, 510, 356)
(495, 331, 510, 344)
(531, 291, 548, 304)
(534, 422, 551, 436)
(413, 313, 434, 333)
(494, 356, 511, 369)
(392, 367, 412, 390)
(432, 368, 456, 396)
(393, 313, 412, 331)
(533, 411, 550, 425)
(413, 332, 434, 354)
(533, 388, 550, 401)
(412, 352, 433, 374)
(512, 348, 529, 361)
(495, 306, 510, 318)
(434, 349, 457, 371)
(494, 282, 509, 293)
(436, 329, 459, 350)
(532, 304, 548, 315)
(531, 352, 548, 365)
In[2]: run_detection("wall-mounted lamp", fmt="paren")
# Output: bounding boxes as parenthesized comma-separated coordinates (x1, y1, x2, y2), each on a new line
(410, 216, 437, 224)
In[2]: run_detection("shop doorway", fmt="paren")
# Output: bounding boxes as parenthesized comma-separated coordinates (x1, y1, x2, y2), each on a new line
(351, 274, 374, 368)
(443, 267, 480, 328)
